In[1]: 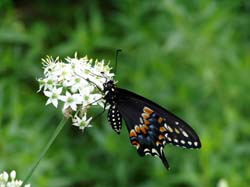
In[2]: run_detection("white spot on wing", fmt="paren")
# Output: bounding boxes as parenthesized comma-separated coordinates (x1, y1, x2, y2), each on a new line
(160, 146, 164, 154)
(182, 131, 189, 138)
(167, 126, 173, 133)
(140, 117, 143, 124)
(164, 123, 168, 129)
(151, 148, 159, 156)
(144, 148, 150, 152)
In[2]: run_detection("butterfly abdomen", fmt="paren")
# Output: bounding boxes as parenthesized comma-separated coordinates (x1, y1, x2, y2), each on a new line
(107, 104, 122, 134)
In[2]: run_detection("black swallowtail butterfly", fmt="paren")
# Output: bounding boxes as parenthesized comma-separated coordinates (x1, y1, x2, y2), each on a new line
(103, 80, 201, 170)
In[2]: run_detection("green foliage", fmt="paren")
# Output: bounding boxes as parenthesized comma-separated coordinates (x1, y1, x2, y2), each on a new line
(1, 0, 249, 186)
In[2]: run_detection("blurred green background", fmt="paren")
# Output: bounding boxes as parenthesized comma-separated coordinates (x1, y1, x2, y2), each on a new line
(0, 0, 249, 187)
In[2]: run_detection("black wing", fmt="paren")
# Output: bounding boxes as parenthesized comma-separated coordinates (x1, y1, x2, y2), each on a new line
(116, 88, 201, 169)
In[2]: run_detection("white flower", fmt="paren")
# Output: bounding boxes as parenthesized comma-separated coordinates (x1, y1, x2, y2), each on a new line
(81, 93, 103, 106)
(44, 87, 63, 107)
(64, 77, 89, 93)
(54, 63, 74, 82)
(38, 54, 114, 131)
(0, 170, 31, 187)
(60, 92, 82, 111)
(38, 76, 57, 91)
(0, 171, 8, 183)
(217, 179, 229, 187)
(10, 171, 16, 181)
(72, 114, 92, 131)
(95, 59, 114, 77)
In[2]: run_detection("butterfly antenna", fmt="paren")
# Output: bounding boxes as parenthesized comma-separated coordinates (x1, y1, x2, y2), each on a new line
(114, 49, 122, 76)
(74, 71, 102, 92)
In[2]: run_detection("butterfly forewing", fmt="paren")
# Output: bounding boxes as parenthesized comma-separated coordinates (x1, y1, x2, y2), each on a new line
(163, 114, 201, 148)
(117, 88, 201, 147)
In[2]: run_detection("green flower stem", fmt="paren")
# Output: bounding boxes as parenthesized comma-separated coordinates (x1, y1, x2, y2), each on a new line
(21, 118, 68, 187)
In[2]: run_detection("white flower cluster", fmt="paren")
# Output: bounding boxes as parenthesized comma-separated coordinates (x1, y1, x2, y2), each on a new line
(38, 53, 114, 131)
(0, 170, 30, 187)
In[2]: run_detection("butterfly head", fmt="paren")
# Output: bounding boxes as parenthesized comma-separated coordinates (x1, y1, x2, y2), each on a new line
(103, 80, 115, 93)
(103, 80, 118, 104)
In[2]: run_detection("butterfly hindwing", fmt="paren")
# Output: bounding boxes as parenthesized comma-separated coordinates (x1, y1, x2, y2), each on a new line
(128, 106, 170, 169)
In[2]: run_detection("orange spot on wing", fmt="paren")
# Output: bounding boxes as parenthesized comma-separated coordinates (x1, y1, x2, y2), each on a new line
(142, 113, 150, 119)
(140, 125, 148, 134)
(143, 107, 153, 115)
(158, 117, 163, 123)
(158, 134, 165, 140)
(135, 125, 141, 133)
(159, 126, 166, 132)
(129, 130, 137, 137)
(156, 141, 162, 146)
(131, 141, 140, 149)
(144, 120, 150, 125)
